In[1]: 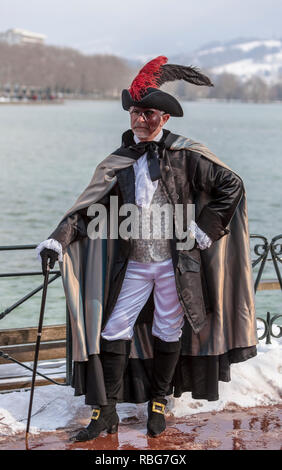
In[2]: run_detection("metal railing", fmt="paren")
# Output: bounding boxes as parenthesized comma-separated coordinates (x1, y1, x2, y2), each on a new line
(251, 234, 282, 292)
(251, 234, 282, 343)
(0, 244, 72, 386)
(0, 234, 281, 388)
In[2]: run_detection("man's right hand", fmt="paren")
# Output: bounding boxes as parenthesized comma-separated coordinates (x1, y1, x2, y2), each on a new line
(40, 248, 59, 276)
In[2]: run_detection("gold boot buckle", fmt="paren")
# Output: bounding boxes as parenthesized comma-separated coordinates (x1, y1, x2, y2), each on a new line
(152, 401, 165, 414)
(91, 409, 101, 420)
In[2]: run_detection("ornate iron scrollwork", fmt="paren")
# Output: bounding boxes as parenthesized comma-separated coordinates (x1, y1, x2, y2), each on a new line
(251, 235, 282, 344)
(257, 312, 282, 344)
(251, 234, 282, 292)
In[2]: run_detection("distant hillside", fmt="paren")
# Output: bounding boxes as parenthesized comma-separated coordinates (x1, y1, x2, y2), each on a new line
(1, 38, 282, 101)
(171, 37, 282, 84)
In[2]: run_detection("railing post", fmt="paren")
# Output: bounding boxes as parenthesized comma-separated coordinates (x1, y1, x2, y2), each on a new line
(265, 311, 271, 344)
(66, 303, 72, 385)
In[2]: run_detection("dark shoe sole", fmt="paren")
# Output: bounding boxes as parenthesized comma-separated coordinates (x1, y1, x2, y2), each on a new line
(147, 426, 166, 438)
(72, 423, 119, 442)
(107, 423, 119, 434)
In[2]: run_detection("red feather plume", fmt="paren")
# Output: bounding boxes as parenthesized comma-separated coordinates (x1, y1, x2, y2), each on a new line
(129, 56, 168, 101)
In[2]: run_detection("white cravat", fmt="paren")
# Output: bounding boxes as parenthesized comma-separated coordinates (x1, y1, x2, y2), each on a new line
(133, 129, 163, 208)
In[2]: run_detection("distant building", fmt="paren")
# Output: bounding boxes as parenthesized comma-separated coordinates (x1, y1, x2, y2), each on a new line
(0, 28, 46, 45)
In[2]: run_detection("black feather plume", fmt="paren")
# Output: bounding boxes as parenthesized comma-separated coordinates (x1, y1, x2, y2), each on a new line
(156, 64, 214, 88)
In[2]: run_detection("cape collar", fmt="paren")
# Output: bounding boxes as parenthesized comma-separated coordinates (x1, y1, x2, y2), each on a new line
(133, 128, 163, 144)
(112, 128, 178, 159)
(122, 128, 170, 147)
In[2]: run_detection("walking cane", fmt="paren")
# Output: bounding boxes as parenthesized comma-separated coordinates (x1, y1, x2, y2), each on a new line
(25, 263, 50, 450)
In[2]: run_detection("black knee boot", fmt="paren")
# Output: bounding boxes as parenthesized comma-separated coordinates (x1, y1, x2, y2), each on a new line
(74, 339, 131, 442)
(147, 338, 181, 437)
(74, 399, 119, 442)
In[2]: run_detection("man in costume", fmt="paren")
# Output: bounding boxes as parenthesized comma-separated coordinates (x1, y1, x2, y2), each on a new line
(36, 56, 258, 442)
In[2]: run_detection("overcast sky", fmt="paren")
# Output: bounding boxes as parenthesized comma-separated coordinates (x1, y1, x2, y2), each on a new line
(1, 0, 281, 60)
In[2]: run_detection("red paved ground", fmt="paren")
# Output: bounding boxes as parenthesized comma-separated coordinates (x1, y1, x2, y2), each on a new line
(0, 405, 281, 451)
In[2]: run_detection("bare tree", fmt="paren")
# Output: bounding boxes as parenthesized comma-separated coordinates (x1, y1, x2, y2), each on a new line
(242, 76, 269, 102)
(208, 73, 243, 100)
(0, 43, 131, 97)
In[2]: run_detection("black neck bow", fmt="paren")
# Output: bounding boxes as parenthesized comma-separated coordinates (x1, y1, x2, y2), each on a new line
(128, 140, 165, 181)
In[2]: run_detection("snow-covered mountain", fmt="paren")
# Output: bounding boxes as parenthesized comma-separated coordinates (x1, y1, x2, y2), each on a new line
(171, 38, 282, 84)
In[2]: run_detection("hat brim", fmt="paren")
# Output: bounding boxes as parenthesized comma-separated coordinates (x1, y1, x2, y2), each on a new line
(122, 88, 183, 117)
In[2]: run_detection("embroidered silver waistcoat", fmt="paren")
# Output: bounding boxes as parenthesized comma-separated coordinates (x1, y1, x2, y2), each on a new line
(129, 179, 172, 263)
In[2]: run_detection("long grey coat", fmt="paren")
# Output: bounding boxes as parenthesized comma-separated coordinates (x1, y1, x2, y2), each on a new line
(48, 128, 258, 404)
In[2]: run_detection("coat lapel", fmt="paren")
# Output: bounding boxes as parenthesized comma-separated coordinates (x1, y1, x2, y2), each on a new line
(115, 165, 136, 205)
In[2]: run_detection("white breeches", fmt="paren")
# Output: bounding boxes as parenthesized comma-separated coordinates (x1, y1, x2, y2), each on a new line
(101, 258, 184, 343)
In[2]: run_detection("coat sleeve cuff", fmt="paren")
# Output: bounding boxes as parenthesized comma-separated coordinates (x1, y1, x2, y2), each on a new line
(47, 209, 88, 252)
(47, 220, 76, 253)
(196, 206, 230, 242)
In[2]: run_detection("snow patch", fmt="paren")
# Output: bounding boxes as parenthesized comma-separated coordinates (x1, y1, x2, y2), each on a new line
(232, 40, 282, 52)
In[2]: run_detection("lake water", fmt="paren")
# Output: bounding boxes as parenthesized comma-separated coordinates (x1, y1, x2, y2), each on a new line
(0, 100, 281, 329)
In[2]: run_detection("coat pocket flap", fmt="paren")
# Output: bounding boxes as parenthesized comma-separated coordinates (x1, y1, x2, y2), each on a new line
(177, 253, 201, 273)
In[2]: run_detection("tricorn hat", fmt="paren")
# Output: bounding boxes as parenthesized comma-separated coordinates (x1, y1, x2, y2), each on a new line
(122, 56, 214, 117)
